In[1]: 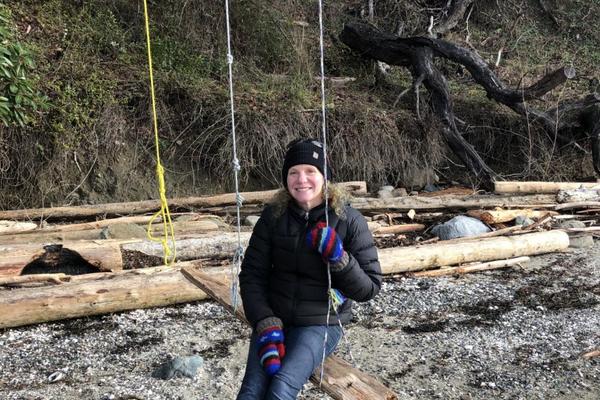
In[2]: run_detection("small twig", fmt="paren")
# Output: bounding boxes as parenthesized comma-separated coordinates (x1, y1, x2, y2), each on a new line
(582, 349, 600, 359)
(427, 15, 434, 37)
(495, 47, 503, 67)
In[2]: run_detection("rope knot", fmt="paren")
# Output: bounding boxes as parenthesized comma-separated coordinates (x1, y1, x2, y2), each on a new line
(227, 53, 234, 65)
(235, 193, 245, 207)
(232, 158, 241, 171)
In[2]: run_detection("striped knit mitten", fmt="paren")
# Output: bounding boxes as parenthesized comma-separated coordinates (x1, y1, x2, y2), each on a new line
(306, 225, 344, 264)
(256, 317, 285, 376)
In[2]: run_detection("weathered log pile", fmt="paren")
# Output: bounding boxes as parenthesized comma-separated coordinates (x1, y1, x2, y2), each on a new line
(1, 180, 598, 399)
(1, 180, 598, 331)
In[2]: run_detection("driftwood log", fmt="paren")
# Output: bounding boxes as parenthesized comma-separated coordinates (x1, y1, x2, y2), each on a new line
(0, 220, 37, 234)
(181, 267, 398, 400)
(0, 241, 125, 277)
(0, 262, 212, 329)
(0, 229, 570, 328)
(0, 219, 225, 245)
(495, 181, 600, 194)
(377, 230, 568, 273)
(466, 209, 557, 224)
(350, 193, 556, 211)
(411, 256, 530, 277)
(556, 188, 600, 203)
(0, 182, 366, 221)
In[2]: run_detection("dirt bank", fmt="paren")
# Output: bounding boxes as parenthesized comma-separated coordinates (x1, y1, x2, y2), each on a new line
(1, 244, 599, 400)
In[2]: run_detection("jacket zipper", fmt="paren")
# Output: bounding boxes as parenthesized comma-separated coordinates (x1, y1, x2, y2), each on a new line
(291, 211, 310, 321)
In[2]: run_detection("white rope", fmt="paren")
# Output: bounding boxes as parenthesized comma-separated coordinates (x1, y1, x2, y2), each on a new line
(224, 0, 243, 312)
(315, 1, 356, 385)
(316, 0, 332, 385)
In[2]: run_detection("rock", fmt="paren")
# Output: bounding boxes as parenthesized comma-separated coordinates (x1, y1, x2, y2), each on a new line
(100, 223, 147, 239)
(557, 220, 594, 248)
(152, 355, 204, 380)
(514, 215, 534, 227)
(431, 215, 491, 240)
(244, 215, 260, 227)
(377, 190, 394, 199)
(423, 183, 440, 193)
(377, 186, 395, 199)
(175, 215, 196, 222)
(392, 187, 408, 197)
(48, 371, 65, 383)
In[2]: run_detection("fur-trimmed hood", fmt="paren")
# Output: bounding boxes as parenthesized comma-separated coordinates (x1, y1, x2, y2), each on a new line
(269, 182, 350, 219)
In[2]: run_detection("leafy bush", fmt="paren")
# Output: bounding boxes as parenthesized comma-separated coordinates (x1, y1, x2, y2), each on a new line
(0, 5, 47, 126)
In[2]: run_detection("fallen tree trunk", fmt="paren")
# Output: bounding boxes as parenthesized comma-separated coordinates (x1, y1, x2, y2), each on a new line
(0, 228, 570, 278)
(122, 232, 253, 260)
(556, 188, 600, 203)
(0, 262, 211, 329)
(0, 219, 226, 245)
(440, 225, 524, 243)
(181, 267, 398, 400)
(0, 213, 209, 236)
(0, 273, 70, 286)
(495, 181, 600, 194)
(466, 209, 558, 224)
(555, 201, 600, 211)
(0, 241, 125, 276)
(350, 193, 556, 211)
(377, 230, 569, 274)
(0, 182, 367, 221)
(411, 256, 530, 277)
(371, 223, 425, 234)
(0, 231, 569, 329)
(0, 220, 37, 234)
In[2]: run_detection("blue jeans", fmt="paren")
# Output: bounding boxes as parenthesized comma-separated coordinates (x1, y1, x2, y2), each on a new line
(237, 324, 342, 400)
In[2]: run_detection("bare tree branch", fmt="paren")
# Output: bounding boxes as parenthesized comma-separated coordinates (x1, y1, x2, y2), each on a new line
(433, 0, 476, 36)
(339, 21, 600, 181)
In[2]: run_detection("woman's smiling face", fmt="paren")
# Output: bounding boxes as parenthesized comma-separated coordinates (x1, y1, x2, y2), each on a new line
(286, 164, 324, 211)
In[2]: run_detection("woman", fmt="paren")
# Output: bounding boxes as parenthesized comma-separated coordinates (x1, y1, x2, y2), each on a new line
(237, 138, 382, 399)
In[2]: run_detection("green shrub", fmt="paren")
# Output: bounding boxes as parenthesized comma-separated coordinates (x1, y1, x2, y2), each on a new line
(0, 5, 47, 126)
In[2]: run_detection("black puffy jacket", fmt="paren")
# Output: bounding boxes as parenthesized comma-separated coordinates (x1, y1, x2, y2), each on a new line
(239, 188, 382, 329)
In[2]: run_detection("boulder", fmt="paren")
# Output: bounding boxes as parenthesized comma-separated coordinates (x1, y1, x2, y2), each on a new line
(431, 215, 491, 240)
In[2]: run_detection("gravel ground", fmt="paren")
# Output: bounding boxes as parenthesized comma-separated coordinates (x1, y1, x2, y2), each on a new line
(1, 243, 599, 400)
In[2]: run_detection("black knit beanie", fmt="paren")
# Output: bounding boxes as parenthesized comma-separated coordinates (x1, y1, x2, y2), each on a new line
(281, 138, 332, 188)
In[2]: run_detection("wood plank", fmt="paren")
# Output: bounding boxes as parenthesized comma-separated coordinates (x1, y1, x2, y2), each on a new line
(181, 267, 398, 400)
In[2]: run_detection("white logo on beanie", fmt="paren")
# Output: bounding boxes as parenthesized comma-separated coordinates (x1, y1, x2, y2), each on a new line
(313, 151, 319, 159)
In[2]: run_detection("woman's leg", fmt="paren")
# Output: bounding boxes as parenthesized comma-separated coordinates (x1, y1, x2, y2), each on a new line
(236, 331, 271, 400)
(265, 325, 342, 400)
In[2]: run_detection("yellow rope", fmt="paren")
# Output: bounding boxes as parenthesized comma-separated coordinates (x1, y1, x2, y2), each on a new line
(142, 0, 176, 265)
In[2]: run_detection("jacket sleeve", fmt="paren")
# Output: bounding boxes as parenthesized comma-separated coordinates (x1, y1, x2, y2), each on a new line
(239, 207, 276, 329)
(331, 207, 382, 302)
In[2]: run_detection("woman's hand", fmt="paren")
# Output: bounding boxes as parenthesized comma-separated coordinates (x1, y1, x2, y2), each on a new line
(306, 225, 344, 264)
(256, 317, 286, 376)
